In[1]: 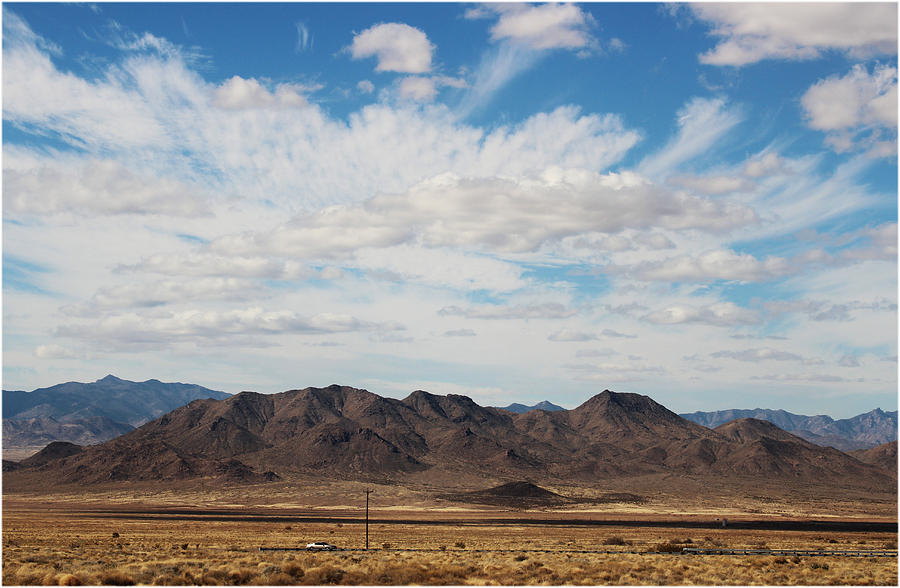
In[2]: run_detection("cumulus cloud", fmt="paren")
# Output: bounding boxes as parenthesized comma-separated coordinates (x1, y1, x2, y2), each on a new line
(601, 328, 636, 339)
(349, 22, 434, 73)
(33, 343, 82, 360)
(643, 302, 761, 327)
(123, 252, 311, 279)
(207, 167, 757, 266)
(801, 64, 897, 155)
(3, 159, 210, 217)
(62, 278, 257, 317)
(692, 3, 897, 66)
(213, 76, 308, 110)
(615, 249, 793, 283)
(398, 76, 437, 101)
(357, 79, 375, 94)
(482, 3, 596, 51)
(56, 307, 405, 349)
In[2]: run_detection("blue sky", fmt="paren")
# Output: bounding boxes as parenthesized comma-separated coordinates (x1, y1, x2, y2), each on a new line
(2, 2, 897, 418)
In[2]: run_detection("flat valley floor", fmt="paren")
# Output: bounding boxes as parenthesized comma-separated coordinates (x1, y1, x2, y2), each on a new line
(3, 478, 897, 585)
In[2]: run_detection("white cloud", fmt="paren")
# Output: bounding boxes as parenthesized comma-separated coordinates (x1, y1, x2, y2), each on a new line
(213, 76, 308, 110)
(764, 298, 897, 323)
(3, 15, 168, 150)
(485, 3, 596, 50)
(295, 21, 312, 52)
(207, 167, 757, 264)
(351, 245, 527, 293)
(62, 278, 258, 317)
(742, 152, 784, 177)
(601, 328, 636, 339)
(669, 174, 753, 195)
(124, 252, 310, 279)
(3, 158, 210, 217)
(548, 328, 597, 342)
(638, 97, 743, 180)
(398, 76, 437, 101)
(3, 17, 644, 213)
(349, 22, 434, 73)
(710, 348, 803, 362)
(56, 307, 406, 349)
(357, 79, 375, 94)
(801, 64, 897, 155)
(643, 302, 761, 327)
(457, 3, 595, 116)
(693, 3, 897, 66)
(438, 303, 578, 320)
(455, 42, 540, 118)
(616, 249, 793, 283)
(33, 344, 83, 360)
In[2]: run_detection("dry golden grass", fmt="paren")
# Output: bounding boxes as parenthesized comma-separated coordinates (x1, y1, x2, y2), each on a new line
(2, 481, 897, 585)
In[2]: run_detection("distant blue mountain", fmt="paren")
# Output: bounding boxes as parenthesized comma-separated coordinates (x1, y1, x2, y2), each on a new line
(681, 407, 897, 451)
(4, 374, 229, 425)
(3, 375, 230, 453)
(497, 400, 565, 414)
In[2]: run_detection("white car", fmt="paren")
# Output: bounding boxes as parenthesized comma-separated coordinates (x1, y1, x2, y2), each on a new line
(306, 541, 338, 551)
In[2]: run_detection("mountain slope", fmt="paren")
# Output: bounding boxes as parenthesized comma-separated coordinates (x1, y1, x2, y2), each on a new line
(3, 375, 231, 456)
(6, 385, 892, 493)
(3, 375, 230, 425)
(2, 416, 134, 448)
(850, 441, 898, 474)
(681, 407, 897, 451)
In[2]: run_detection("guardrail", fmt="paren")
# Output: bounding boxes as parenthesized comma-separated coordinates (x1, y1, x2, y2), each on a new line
(259, 547, 899, 557)
(682, 548, 898, 557)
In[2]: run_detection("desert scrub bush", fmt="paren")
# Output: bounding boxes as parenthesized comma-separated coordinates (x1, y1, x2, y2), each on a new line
(57, 573, 82, 586)
(602, 536, 631, 546)
(454, 541, 465, 549)
(282, 561, 304, 579)
(97, 570, 135, 585)
(648, 541, 684, 553)
(226, 567, 255, 584)
(265, 572, 294, 585)
(304, 564, 344, 584)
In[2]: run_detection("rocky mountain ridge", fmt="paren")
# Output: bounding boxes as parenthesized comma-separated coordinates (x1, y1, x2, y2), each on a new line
(5, 385, 893, 493)
(680, 407, 898, 451)
(2, 375, 230, 457)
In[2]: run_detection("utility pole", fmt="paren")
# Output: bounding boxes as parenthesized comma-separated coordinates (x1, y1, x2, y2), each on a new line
(365, 489, 372, 550)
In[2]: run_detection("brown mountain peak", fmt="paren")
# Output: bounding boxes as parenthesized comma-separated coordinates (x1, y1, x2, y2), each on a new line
(714, 417, 802, 444)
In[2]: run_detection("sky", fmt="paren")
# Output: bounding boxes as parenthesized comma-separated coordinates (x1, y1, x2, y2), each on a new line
(2, 2, 897, 418)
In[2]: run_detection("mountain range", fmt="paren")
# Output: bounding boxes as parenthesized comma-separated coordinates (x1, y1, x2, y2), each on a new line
(4, 385, 894, 494)
(495, 400, 565, 414)
(680, 408, 898, 451)
(2, 375, 230, 457)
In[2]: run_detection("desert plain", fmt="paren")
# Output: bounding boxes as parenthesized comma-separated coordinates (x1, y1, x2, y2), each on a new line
(3, 473, 897, 586)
